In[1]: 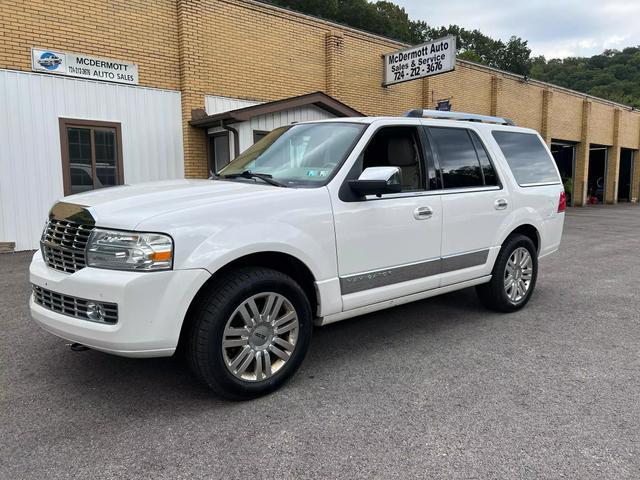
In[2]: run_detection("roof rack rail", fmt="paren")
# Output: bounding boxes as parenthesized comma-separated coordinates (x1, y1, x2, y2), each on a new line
(404, 109, 515, 126)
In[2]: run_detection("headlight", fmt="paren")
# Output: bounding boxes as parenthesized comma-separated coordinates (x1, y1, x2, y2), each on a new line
(86, 229, 173, 271)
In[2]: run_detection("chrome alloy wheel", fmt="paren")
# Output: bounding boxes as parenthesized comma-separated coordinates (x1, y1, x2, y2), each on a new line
(222, 292, 299, 382)
(504, 247, 533, 303)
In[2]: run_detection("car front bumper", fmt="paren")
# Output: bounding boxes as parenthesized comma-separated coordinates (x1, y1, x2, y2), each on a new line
(29, 250, 210, 358)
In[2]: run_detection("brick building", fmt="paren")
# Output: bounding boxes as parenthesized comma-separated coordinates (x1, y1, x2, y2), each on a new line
(1, 0, 638, 250)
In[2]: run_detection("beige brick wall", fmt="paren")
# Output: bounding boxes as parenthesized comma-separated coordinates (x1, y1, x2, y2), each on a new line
(340, 33, 422, 116)
(589, 102, 615, 145)
(549, 92, 584, 142)
(0, 0, 181, 90)
(3, 0, 640, 200)
(429, 66, 493, 116)
(619, 110, 640, 149)
(498, 80, 544, 130)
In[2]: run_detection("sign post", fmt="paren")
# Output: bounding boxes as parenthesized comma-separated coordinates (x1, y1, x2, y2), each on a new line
(383, 35, 456, 87)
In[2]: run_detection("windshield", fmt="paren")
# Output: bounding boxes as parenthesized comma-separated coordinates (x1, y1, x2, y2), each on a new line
(218, 122, 366, 187)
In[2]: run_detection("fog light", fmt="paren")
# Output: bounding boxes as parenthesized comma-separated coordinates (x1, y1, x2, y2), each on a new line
(86, 302, 105, 322)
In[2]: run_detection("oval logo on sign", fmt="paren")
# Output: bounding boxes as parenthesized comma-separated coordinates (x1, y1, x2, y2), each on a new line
(38, 52, 62, 71)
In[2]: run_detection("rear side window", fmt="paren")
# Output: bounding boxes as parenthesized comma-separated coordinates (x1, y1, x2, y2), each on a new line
(492, 131, 560, 185)
(429, 127, 498, 189)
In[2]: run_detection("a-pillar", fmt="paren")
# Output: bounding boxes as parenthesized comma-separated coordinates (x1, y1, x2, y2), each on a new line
(574, 99, 592, 206)
(605, 109, 622, 204)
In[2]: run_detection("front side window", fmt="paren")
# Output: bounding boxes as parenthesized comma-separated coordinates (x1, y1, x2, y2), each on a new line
(360, 126, 426, 192)
(60, 119, 123, 196)
(219, 122, 366, 187)
(429, 127, 487, 189)
(492, 131, 561, 186)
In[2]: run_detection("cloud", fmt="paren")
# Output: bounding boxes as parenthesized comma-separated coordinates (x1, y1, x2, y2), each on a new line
(392, 0, 640, 58)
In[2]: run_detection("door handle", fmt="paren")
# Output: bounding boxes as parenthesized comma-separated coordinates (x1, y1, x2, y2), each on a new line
(413, 206, 433, 220)
(494, 198, 508, 210)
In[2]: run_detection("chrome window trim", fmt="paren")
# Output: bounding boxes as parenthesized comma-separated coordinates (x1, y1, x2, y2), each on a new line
(362, 185, 501, 201)
(519, 181, 562, 187)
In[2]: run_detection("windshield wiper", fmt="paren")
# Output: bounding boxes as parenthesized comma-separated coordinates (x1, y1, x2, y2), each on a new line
(223, 170, 287, 187)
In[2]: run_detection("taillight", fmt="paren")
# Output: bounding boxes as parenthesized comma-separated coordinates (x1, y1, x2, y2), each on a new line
(558, 191, 567, 213)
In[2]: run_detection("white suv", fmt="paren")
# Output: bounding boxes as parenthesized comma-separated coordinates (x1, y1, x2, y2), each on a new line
(30, 110, 565, 399)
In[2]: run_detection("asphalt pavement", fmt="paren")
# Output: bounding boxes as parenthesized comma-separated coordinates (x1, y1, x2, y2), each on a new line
(1, 206, 639, 479)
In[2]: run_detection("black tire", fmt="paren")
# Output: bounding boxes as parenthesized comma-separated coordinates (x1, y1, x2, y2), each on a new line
(187, 267, 313, 400)
(476, 234, 538, 312)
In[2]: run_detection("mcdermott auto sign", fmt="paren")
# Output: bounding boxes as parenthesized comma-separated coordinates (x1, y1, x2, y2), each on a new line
(383, 35, 456, 86)
(31, 48, 139, 85)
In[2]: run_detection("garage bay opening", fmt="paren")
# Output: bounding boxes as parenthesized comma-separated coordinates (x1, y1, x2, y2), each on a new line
(618, 148, 635, 202)
(551, 140, 576, 206)
(587, 146, 608, 204)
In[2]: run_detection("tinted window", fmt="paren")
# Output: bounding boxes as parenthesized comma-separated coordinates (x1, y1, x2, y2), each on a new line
(430, 127, 483, 188)
(470, 131, 498, 186)
(492, 131, 560, 185)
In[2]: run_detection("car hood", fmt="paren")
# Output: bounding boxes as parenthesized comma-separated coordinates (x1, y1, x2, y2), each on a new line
(60, 179, 280, 229)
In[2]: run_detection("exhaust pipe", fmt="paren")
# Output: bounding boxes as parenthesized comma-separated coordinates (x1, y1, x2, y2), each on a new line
(70, 343, 90, 352)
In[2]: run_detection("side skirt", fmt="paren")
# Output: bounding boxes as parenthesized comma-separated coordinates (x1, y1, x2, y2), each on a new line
(315, 275, 492, 326)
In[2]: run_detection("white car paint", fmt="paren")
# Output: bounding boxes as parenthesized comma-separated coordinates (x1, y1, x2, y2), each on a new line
(30, 115, 565, 357)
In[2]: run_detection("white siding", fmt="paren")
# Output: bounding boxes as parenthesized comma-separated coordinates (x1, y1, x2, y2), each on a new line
(238, 105, 334, 152)
(205, 95, 261, 115)
(0, 69, 183, 251)
(204, 95, 336, 154)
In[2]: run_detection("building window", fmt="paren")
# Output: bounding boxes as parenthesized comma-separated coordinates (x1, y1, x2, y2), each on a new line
(208, 132, 231, 174)
(253, 130, 270, 144)
(59, 118, 123, 196)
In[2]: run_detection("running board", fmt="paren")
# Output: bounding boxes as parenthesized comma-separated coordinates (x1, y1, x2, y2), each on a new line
(316, 275, 491, 326)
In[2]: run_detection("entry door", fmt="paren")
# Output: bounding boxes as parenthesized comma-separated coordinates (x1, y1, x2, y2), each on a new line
(332, 125, 442, 311)
(427, 126, 509, 286)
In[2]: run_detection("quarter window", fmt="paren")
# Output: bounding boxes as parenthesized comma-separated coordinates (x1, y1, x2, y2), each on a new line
(429, 127, 497, 189)
(59, 119, 123, 196)
(492, 131, 560, 185)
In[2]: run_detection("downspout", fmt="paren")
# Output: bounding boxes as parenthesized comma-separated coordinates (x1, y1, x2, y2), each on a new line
(223, 123, 240, 160)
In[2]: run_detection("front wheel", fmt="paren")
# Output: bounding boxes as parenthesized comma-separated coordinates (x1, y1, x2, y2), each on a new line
(476, 234, 538, 312)
(187, 267, 312, 400)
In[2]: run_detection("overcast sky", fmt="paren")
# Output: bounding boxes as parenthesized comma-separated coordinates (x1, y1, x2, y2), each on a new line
(393, 0, 640, 59)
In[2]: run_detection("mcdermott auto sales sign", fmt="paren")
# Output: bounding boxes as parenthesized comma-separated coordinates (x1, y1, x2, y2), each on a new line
(31, 48, 139, 85)
(383, 35, 456, 86)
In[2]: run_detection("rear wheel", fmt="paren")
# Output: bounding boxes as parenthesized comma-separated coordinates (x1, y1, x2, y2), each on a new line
(187, 267, 312, 400)
(476, 234, 538, 312)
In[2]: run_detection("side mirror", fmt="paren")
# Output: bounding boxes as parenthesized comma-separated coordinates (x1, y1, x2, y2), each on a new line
(348, 166, 402, 197)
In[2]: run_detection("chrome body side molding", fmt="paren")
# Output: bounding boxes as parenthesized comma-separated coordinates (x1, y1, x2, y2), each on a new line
(339, 249, 490, 295)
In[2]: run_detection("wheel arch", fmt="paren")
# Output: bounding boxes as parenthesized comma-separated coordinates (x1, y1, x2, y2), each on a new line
(177, 251, 318, 350)
(505, 223, 540, 253)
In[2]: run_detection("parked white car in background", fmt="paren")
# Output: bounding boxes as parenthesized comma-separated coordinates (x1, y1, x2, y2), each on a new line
(30, 110, 565, 399)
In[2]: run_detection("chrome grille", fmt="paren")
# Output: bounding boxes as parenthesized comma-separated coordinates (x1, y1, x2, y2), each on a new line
(32, 285, 118, 324)
(41, 219, 94, 273)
